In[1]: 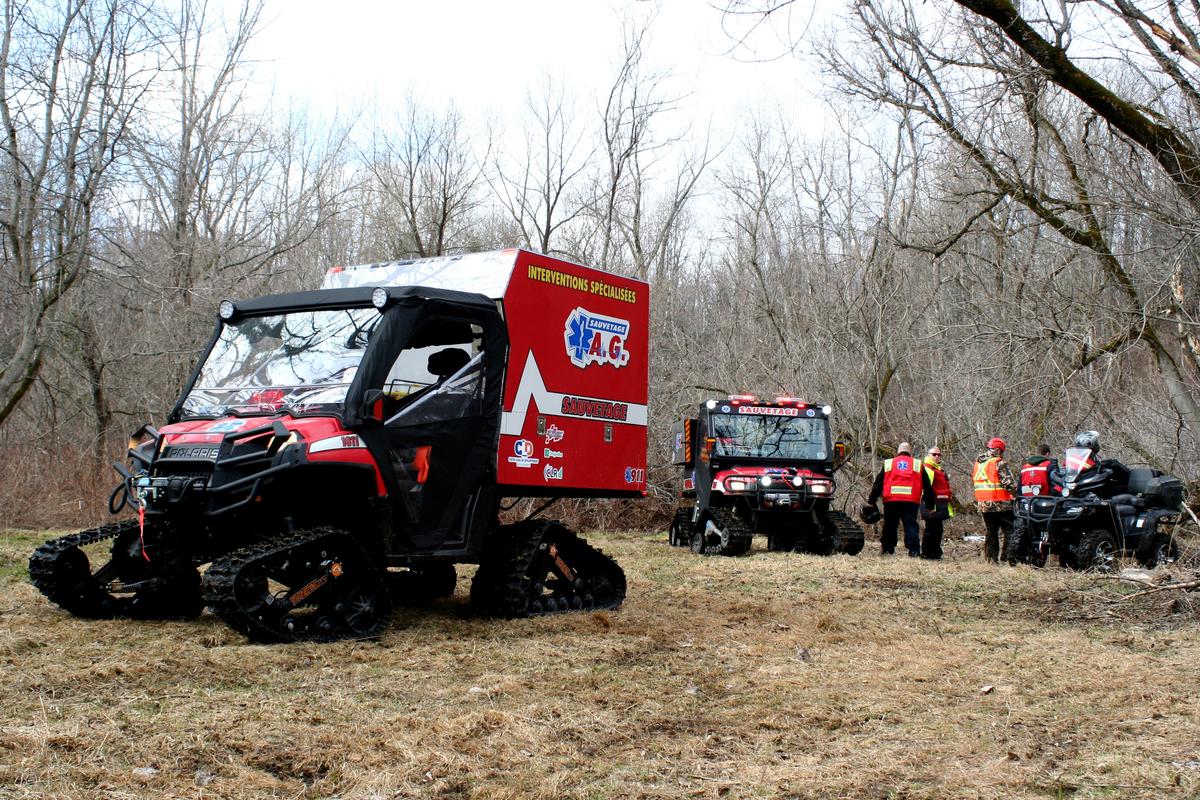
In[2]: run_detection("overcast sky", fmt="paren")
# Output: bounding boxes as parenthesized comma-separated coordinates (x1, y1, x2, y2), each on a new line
(241, 0, 828, 139)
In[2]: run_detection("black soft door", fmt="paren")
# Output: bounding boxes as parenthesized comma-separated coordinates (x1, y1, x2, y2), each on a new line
(349, 295, 504, 553)
(380, 350, 491, 549)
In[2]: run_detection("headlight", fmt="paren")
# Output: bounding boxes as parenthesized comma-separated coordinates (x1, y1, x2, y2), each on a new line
(810, 482, 831, 494)
(1065, 506, 1083, 515)
(760, 475, 773, 487)
(821, 405, 832, 415)
(726, 479, 749, 492)
(218, 299, 236, 320)
(792, 475, 804, 488)
(706, 400, 717, 410)
(371, 287, 390, 309)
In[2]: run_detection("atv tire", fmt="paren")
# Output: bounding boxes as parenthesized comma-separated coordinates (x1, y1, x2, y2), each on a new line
(1137, 532, 1179, 569)
(1072, 528, 1121, 573)
(1003, 524, 1032, 566)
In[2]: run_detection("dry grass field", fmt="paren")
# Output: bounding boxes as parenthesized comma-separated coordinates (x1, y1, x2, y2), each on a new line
(2, 526, 1199, 799)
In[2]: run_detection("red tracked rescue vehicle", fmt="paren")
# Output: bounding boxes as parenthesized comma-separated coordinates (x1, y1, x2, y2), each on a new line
(30, 249, 648, 642)
(669, 395, 864, 556)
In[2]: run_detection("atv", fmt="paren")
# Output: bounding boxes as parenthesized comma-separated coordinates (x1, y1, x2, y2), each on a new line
(667, 395, 864, 556)
(1007, 446, 1184, 571)
(29, 250, 649, 642)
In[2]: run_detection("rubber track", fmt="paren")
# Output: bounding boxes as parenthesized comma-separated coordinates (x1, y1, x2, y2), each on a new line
(708, 507, 754, 556)
(202, 527, 391, 643)
(470, 521, 626, 617)
(826, 510, 865, 555)
(29, 520, 200, 619)
(29, 522, 131, 618)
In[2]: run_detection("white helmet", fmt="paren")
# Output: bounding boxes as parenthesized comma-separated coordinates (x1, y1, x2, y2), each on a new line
(1073, 430, 1100, 454)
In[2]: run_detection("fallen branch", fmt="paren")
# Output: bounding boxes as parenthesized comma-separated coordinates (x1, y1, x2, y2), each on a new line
(1123, 579, 1200, 600)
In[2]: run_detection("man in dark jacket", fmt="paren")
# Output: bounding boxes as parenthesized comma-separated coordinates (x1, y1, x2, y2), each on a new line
(867, 442, 935, 557)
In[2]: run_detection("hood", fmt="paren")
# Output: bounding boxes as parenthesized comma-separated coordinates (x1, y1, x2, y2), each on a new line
(158, 414, 348, 446)
(1023, 455, 1051, 466)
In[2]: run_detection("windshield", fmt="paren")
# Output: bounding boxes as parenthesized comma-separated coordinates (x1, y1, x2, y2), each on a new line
(711, 414, 829, 460)
(180, 308, 382, 418)
(1061, 446, 1097, 483)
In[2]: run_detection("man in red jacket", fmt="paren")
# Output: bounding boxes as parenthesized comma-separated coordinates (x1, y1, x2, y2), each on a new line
(1019, 444, 1057, 497)
(867, 442, 934, 557)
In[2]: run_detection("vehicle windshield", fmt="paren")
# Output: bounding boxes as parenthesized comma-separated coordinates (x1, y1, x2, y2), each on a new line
(1061, 446, 1097, 483)
(180, 308, 382, 418)
(711, 414, 829, 460)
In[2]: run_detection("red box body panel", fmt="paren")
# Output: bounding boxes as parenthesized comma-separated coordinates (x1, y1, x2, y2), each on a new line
(498, 251, 648, 495)
(323, 249, 649, 498)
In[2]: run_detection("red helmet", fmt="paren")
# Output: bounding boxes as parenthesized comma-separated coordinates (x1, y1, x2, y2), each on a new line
(987, 437, 1006, 451)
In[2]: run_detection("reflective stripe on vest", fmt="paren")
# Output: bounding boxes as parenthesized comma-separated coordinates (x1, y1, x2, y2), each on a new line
(1020, 462, 1050, 496)
(973, 457, 1013, 502)
(883, 455, 923, 502)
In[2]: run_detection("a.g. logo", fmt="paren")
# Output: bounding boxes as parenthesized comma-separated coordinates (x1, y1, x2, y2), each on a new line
(507, 438, 539, 468)
(564, 307, 631, 369)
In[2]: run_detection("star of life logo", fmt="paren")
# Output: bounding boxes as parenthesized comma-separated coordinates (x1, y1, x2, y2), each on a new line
(507, 438, 539, 468)
(564, 307, 631, 369)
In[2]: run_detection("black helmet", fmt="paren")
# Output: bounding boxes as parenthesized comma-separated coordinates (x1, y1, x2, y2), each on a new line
(1073, 430, 1100, 453)
(860, 504, 881, 524)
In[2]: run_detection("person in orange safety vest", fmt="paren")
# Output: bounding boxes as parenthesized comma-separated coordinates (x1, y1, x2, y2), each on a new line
(867, 442, 934, 557)
(973, 437, 1017, 562)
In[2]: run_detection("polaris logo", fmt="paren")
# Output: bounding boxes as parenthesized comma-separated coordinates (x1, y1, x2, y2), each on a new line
(164, 445, 220, 460)
(564, 307, 631, 369)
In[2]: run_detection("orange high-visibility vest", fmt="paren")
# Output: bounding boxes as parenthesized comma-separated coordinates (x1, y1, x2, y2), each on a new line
(973, 457, 1013, 502)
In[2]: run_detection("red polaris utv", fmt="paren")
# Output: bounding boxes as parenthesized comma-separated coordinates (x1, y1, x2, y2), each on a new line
(30, 250, 649, 642)
(668, 395, 863, 556)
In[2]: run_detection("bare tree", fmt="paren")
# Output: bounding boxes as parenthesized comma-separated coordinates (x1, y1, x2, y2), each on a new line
(0, 0, 154, 428)
(360, 100, 484, 259)
(489, 78, 593, 256)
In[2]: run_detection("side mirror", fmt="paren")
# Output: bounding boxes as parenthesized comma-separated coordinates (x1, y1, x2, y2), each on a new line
(834, 441, 847, 466)
(362, 389, 385, 422)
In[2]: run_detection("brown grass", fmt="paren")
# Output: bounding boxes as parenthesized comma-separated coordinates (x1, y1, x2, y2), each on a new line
(2, 526, 1199, 799)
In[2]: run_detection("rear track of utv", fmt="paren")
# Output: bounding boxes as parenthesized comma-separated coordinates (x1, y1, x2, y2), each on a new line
(470, 520, 626, 617)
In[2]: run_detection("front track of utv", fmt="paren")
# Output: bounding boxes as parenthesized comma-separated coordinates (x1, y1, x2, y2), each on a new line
(202, 528, 392, 644)
(470, 520, 626, 617)
(29, 521, 203, 620)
